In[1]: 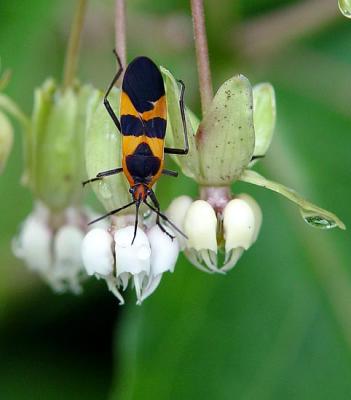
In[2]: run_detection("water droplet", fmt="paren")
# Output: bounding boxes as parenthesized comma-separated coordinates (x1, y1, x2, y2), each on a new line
(99, 181, 112, 200)
(339, 0, 351, 18)
(300, 209, 337, 230)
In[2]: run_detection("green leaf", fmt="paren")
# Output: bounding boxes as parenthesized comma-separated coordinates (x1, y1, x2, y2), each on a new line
(85, 87, 130, 212)
(251, 82, 276, 165)
(161, 66, 200, 180)
(239, 169, 345, 230)
(196, 75, 255, 185)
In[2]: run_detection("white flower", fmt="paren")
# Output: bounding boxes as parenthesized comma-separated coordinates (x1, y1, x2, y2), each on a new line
(13, 202, 100, 293)
(165, 195, 193, 250)
(222, 194, 262, 272)
(81, 223, 179, 305)
(183, 200, 219, 273)
(81, 228, 114, 277)
(167, 193, 262, 273)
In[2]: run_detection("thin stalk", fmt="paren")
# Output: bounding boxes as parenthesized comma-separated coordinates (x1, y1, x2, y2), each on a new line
(62, 0, 87, 90)
(115, 0, 127, 75)
(191, 0, 213, 115)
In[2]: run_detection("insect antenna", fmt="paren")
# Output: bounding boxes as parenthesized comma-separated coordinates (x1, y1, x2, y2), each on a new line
(144, 201, 188, 239)
(88, 200, 136, 225)
(131, 198, 141, 245)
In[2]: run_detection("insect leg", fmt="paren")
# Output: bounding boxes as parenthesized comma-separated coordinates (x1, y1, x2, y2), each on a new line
(82, 167, 123, 187)
(145, 200, 187, 239)
(104, 49, 123, 133)
(88, 200, 136, 225)
(162, 169, 178, 177)
(164, 79, 189, 155)
(251, 155, 265, 161)
(146, 191, 174, 239)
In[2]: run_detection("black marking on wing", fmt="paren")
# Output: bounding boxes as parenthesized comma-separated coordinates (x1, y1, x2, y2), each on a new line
(121, 115, 166, 139)
(125, 142, 161, 183)
(121, 115, 144, 135)
(122, 56, 165, 113)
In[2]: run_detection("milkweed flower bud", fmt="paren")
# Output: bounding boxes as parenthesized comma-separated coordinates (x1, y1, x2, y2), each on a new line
(81, 223, 179, 305)
(23, 79, 100, 211)
(165, 195, 193, 250)
(222, 195, 262, 271)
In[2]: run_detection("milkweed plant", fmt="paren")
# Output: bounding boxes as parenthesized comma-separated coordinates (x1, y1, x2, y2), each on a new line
(6, 0, 346, 304)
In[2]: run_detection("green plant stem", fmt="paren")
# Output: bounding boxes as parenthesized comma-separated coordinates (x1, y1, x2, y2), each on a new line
(62, 0, 87, 90)
(190, 0, 213, 116)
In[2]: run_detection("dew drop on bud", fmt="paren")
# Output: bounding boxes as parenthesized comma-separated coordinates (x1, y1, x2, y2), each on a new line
(300, 209, 337, 230)
(99, 181, 113, 200)
(339, 0, 351, 18)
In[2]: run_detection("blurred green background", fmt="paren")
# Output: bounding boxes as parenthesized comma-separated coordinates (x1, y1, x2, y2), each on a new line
(1, 0, 351, 399)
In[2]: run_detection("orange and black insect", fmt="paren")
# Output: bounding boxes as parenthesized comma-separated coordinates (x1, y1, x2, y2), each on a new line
(83, 51, 189, 242)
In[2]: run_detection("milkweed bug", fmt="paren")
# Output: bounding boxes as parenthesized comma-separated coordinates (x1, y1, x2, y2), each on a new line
(83, 50, 189, 243)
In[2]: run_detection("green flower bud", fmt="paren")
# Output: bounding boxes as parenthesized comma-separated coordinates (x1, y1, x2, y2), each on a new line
(196, 75, 255, 185)
(164, 68, 255, 186)
(250, 82, 276, 165)
(0, 110, 13, 172)
(24, 79, 98, 212)
(0, 67, 28, 173)
(161, 66, 200, 180)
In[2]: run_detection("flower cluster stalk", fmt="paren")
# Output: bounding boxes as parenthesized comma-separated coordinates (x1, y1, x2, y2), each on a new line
(190, 0, 213, 115)
(63, 0, 87, 90)
(115, 0, 127, 73)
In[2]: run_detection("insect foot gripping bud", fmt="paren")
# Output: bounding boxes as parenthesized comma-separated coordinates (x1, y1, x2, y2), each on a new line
(164, 66, 345, 275)
(81, 223, 179, 305)
(13, 79, 103, 293)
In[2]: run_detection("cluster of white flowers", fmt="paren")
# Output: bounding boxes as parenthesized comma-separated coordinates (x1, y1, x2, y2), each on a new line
(82, 224, 179, 304)
(13, 202, 104, 294)
(167, 193, 262, 273)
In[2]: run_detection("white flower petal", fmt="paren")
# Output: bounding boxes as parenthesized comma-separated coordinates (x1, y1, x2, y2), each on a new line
(13, 215, 52, 273)
(52, 225, 85, 294)
(166, 196, 193, 250)
(54, 225, 84, 268)
(184, 200, 217, 253)
(147, 225, 179, 276)
(105, 276, 125, 305)
(237, 193, 262, 242)
(222, 248, 244, 272)
(139, 274, 163, 304)
(223, 197, 260, 253)
(81, 228, 114, 276)
(114, 226, 151, 277)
